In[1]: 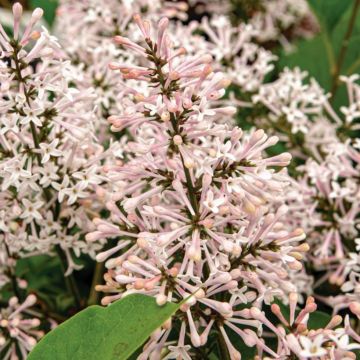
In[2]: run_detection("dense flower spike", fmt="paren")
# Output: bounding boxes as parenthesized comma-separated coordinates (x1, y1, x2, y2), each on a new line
(54, 0, 189, 138)
(0, 3, 106, 275)
(86, 13, 314, 357)
(253, 68, 329, 134)
(252, 68, 360, 313)
(199, 16, 277, 92)
(189, 0, 317, 46)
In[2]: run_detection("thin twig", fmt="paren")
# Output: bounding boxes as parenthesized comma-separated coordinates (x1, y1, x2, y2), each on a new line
(88, 261, 105, 305)
(55, 246, 82, 310)
(4, 242, 21, 299)
(330, 0, 360, 98)
(216, 324, 231, 360)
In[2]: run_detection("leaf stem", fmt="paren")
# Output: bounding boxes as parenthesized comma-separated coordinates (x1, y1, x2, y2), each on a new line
(330, 0, 360, 97)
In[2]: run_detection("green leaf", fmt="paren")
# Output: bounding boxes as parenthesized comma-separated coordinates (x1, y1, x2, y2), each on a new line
(278, 35, 332, 90)
(16, 255, 65, 304)
(28, 294, 180, 360)
(331, 5, 360, 75)
(29, 0, 58, 26)
(308, 0, 352, 33)
(307, 309, 331, 330)
(278, 0, 360, 108)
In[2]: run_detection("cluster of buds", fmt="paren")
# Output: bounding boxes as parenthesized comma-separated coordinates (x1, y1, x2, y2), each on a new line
(253, 293, 360, 359)
(54, 0, 189, 139)
(199, 15, 277, 92)
(0, 295, 46, 359)
(0, 3, 107, 276)
(87, 14, 312, 358)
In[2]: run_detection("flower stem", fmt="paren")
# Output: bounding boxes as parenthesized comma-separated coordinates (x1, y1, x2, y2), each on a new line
(88, 261, 104, 305)
(330, 0, 360, 98)
(180, 154, 199, 217)
(4, 242, 21, 300)
(55, 246, 82, 310)
(217, 325, 231, 360)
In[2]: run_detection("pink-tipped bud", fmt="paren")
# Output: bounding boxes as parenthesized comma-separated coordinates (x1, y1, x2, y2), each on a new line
(169, 71, 180, 81)
(288, 260, 302, 271)
(31, 8, 44, 23)
(161, 111, 170, 121)
(137, 237, 148, 248)
(156, 294, 167, 306)
(13, 3, 23, 19)
(326, 315, 342, 329)
(173, 135, 183, 145)
(113, 36, 129, 45)
(271, 304, 281, 315)
(30, 31, 41, 40)
(162, 318, 172, 329)
(24, 294, 37, 307)
(250, 307, 262, 319)
(158, 17, 169, 31)
(134, 279, 145, 290)
(195, 288, 205, 299)
(349, 302, 360, 318)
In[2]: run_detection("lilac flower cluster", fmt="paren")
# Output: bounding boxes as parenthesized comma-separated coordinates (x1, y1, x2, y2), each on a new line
(0, 4, 107, 278)
(85, 15, 319, 358)
(0, 295, 47, 360)
(253, 69, 360, 313)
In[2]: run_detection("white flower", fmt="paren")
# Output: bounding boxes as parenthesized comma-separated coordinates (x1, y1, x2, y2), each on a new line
(329, 333, 360, 351)
(63, 182, 88, 205)
(340, 103, 360, 123)
(165, 344, 192, 360)
(39, 139, 62, 164)
(203, 190, 227, 214)
(52, 175, 71, 203)
(20, 198, 44, 223)
(38, 162, 60, 187)
(299, 335, 327, 358)
(72, 166, 102, 187)
(2, 159, 31, 191)
(20, 107, 43, 127)
(192, 97, 216, 122)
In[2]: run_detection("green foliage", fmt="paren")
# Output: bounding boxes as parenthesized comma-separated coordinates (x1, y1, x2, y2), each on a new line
(16, 254, 94, 314)
(29, 0, 58, 26)
(279, 0, 360, 93)
(279, 35, 332, 89)
(308, 0, 352, 32)
(28, 294, 180, 360)
(16, 255, 69, 310)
